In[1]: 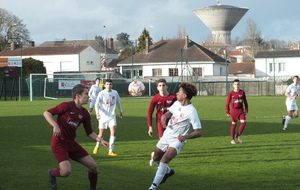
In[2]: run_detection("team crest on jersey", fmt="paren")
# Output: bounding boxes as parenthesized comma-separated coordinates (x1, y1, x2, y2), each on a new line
(78, 114, 83, 119)
(112, 96, 115, 99)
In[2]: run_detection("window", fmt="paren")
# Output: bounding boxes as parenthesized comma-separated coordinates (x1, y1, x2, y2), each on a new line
(193, 68, 202, 76)
(152, 69, 162, 77)
(169, 68, 178, 76)
(278, 62, 285, 72)
(87, 61, 94, 65)
(269, 63, 273, 72)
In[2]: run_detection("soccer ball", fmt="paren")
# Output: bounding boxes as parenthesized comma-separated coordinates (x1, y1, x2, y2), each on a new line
(128, 80, 145, 96)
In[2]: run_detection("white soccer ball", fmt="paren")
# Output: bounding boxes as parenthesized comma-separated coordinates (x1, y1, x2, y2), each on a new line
(128, 80, 145, 96)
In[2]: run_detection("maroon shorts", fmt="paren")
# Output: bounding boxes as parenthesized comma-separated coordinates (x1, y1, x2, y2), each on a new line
(231, 109, 246, 122)
(51, 136, 89, 163)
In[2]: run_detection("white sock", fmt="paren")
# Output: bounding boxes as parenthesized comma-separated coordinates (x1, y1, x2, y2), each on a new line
(95, 135, 102, 147)
(109, 136, 116, 153)
(284, 115, 292, 128)
(150, 162, 171, 189)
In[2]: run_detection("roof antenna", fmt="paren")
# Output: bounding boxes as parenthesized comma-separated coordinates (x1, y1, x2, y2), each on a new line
(217, 0, 222, 5)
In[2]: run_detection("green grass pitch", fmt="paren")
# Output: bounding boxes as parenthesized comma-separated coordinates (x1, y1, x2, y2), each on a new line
(1, 96, 300, 190)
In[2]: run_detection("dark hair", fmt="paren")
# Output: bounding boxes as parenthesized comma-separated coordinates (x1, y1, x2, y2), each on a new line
(105, 79, 113, 83)
(157, 78, 167, 85)
(233, 79, 240, 83)
(72, 84, 88, 99)
(293, 76, 299, 79)
(179, 82, 197, 100)
(95, 77, 100, 81)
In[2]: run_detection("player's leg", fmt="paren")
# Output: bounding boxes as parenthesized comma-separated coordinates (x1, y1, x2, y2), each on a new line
(230, 121, 237, 144)
(93, 122, 106, 154)
(108, 125, 117, 156)
(48, 160, 71, 190)
(77, 155, 98, 190)
(283, 110, 293, 130)
(149, 140, 182, 190)
(236, 113, 246, 143)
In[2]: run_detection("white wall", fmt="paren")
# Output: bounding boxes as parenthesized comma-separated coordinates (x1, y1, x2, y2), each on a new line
(255, 57, 300, 78)
(80, 46, 101, 71)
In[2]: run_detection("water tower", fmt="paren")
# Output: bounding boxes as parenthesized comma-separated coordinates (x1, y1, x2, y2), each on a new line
(193, 1, 248, 44)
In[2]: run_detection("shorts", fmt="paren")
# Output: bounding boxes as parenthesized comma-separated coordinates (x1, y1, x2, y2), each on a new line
(98, 118, 117, 129)
(231, 108, 246, 122)
(51, 136, 89, 163)
(156, 136, 186, 154)
(286, 100, 298, 111)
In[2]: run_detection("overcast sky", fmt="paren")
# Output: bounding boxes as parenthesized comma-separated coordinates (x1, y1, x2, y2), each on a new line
(2, 0, 300, 45)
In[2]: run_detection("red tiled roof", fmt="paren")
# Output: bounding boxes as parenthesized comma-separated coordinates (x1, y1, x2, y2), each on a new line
(229, 62, 255, 74)
(119, 38, 225, 64)
(0, 45, 89, 57)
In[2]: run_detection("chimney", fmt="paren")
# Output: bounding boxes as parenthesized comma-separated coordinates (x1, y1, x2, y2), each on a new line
(10, 42, 16, 50)
(107, 37, 114, 50)
(29, 41, 35, 47)
(184, 35, 189, 49)
(145, 37, 149, 54)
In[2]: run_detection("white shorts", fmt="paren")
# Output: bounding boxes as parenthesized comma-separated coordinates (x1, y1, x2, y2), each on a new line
(156, 136, 186, 154)
(286, 100, 298, 111)
(98, 118, 117, 129)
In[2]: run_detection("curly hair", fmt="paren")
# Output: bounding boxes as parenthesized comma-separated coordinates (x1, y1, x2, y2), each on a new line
(179, 82, 197, 100)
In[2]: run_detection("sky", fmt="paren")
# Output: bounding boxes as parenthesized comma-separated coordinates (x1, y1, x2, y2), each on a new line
(1, 0, 300, 46)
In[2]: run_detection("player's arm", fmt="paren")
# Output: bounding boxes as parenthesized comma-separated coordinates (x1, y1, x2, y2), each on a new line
(147, 98, 156, 137)
(88, 132, 108, 148)
(116, 93, 123, 118)
(161, 111, 172, 128)
(95, 93, 101, 120)
(43, 111, 61, 136)
(243, 92, 249, 114)
(225, 92, 231, 116)
(178, 129, 201, 142)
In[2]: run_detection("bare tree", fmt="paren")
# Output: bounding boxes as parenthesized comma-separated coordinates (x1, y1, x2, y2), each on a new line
(0, 8, 31, 51)
(243, 18, 263, 61)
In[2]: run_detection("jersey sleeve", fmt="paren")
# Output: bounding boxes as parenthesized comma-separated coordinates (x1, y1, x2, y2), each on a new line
(82, 109, 94, 136)
(225, 91, 232, 114)
(47, 102, 69, 116)
(95, 92, 102, 115)
(190, 107, 202, 129)
(116, 91, 122, 113)
(147, 96, 157, 127)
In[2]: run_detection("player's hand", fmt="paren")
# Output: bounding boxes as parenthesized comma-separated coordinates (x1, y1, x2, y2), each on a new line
(119, 112, 123, 118)
(101, 140, 109, 148)
(148, 127, 153, 137)
(226, 114, 230, 117)
(178, 135, 186, 142)
(53, 125, 61, 137)
(96, 114, 100, 120)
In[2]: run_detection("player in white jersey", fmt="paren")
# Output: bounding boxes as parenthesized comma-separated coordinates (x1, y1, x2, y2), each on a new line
(88, 78, 102, 113)
(282, 76, 300, 130)
(93, 79, 123, 156)
(148, 82, 202, 190)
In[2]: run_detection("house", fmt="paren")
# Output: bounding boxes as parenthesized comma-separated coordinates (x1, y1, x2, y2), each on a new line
(118, 36, 227, 80)
(0, 45, 101, 75)
(255, 50, 300, 80)
(39, 39, 119, 70)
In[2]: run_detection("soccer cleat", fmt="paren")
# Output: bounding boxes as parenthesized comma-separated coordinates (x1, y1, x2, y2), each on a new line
(93, 147, 99, 154)
(238, 137, 243, 143)
(282, 115, 286, 126)
(231, 140, 236, 144)
(160, 169, 175, 184)
(283, 128, 287, 131)
(48, 169, 57, 190)
(108, 152, 117, 156)
(149, 152, 155, 166)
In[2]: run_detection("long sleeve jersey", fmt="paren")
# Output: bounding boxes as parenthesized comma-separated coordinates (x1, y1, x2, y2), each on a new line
(225, 90, 248, 115)
(147, 92, 177, 127)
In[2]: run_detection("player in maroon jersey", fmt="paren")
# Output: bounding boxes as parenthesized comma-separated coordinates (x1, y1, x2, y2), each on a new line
(225, 79, 248, 144)
(43, 84, 109, 190)
(147, 79, 177, 166)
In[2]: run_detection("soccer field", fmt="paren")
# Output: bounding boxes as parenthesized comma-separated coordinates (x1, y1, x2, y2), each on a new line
(1, 96, 300, 190)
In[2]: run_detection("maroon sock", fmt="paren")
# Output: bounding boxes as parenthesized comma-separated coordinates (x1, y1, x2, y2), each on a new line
(51, 168, 61, 177)
(238, 122, 246, 136)
(230, 124, 237, 139)
(88, 171, 98, 189)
